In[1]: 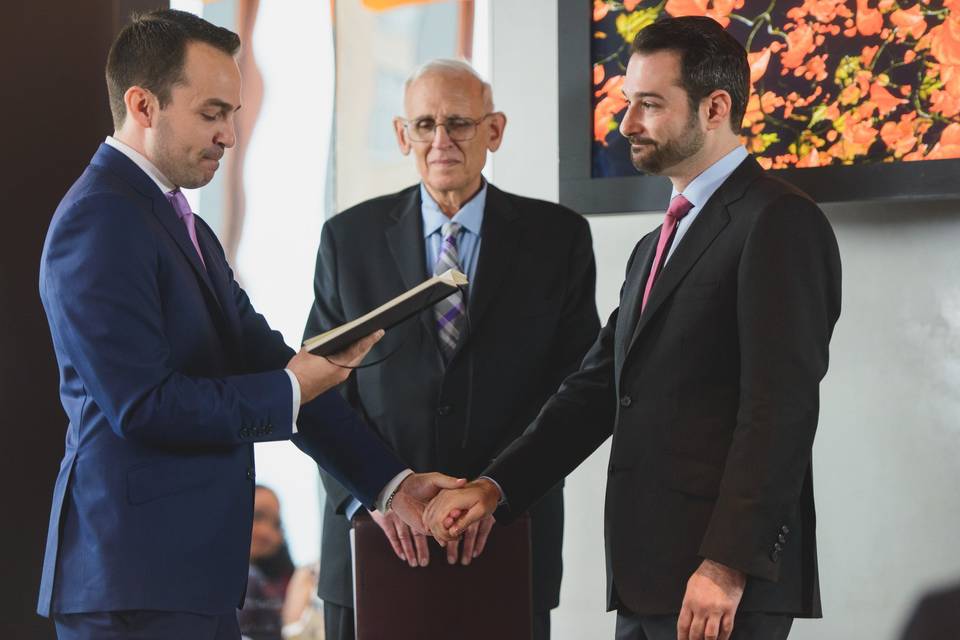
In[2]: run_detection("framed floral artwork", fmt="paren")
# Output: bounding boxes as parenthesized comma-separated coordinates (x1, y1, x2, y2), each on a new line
(560, 0, 960, 213)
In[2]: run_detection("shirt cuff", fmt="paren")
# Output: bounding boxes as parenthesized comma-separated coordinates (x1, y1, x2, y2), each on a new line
(376, 468, 414, 513)
(284, 368, 301, 434)
(345, 498, 364, 522)
(479, 475, 507, 506)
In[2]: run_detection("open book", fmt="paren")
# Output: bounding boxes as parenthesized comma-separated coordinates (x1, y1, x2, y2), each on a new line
(303, 269, 468, 357)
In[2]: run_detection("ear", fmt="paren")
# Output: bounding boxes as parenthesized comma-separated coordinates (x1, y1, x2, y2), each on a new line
(393, 117, 412, 156)
(703, 90, 733, 132)
(123, 85, 158, 129)
(485, 112, 507, 152)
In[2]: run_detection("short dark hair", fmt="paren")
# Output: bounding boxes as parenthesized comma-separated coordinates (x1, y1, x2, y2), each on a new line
(105, 9, 240, 129)
(631, 16, 749, 133)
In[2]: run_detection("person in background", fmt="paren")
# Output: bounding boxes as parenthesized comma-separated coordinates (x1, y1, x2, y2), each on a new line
(239, 486, 296, 640)
(280, 565, 325, 640)
(898, 581, 960, 640)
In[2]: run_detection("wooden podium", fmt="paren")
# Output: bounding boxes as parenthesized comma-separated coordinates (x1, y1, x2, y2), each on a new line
(351, 513, 533, 640)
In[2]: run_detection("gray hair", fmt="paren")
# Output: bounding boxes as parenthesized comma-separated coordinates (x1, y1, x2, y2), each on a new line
(404, 58, 494, 111)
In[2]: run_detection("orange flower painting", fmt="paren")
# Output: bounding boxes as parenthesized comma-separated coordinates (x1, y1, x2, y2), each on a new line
(591, 0, 960, 174)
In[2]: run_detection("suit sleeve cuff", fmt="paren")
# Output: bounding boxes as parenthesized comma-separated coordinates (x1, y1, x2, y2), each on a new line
(479, 475, 507, 506)
(376, 469, 414, 513)
(285, 368, 301, 434)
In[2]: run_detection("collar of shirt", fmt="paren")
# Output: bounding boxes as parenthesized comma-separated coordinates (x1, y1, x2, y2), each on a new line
(104, 135, 176, 194)
(664, 145, 749, 263)
(671, 145, 749, 210)
(420, 180, 487, 239)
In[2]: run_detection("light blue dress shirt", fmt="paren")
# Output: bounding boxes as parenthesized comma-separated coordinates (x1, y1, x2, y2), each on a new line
(420, 181, 486, 284)
(665, 145, 748, 264)
(343, 182, 488, 521)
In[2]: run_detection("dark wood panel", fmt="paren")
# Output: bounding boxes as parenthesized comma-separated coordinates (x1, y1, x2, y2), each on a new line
(0, 2, 164, 636)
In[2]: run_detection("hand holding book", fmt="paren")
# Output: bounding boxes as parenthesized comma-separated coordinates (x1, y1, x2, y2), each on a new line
(287, 330, 384, 405)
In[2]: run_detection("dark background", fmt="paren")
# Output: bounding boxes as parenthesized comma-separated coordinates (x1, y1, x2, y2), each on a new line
(0, 2, 163, 637)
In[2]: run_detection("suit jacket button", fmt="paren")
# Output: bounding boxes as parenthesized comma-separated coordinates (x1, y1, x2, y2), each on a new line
(778, 534, 786, 544)
(770, 549, 780, 561)
(781, 525, 790, 534)
(246, 468, 255, 480)
(436, 405, 452, 416)
(774, 542, 783, 552)
(620, 395, 632, 408)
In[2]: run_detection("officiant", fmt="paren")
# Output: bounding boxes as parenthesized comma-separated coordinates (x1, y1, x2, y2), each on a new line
(302, 58, 600, 640)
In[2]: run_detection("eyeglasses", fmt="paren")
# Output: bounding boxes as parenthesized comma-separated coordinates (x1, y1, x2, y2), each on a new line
(400, 113, 494, 142)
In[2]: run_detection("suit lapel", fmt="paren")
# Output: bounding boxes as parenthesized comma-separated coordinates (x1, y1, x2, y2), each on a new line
(150, 196, 224, 312)
(625, 156, 764, 357)
(617, 233, 657, 360)
(91, 144, 225, 322)
(384, 187, 437, 349)
(194, 219, 242, 345)
(466, 185, 520, 333)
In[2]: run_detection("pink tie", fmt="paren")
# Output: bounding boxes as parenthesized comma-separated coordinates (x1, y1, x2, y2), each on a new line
(166, 189, 206, 268)
(641, 194, 694, 311)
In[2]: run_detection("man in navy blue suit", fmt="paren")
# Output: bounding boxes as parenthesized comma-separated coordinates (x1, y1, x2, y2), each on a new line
(37, 9, 459, 639)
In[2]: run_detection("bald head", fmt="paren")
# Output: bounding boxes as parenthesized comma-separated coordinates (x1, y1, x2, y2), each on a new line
(404, 59, 494, 113)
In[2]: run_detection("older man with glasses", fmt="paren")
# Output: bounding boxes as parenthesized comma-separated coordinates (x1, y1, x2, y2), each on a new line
(303, 59, 600, 640)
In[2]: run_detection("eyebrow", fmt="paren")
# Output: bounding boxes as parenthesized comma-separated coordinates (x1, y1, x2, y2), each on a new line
(621, 90, 666, 101)
(410, 113, 474, 120)
(200, 98, 241, 112)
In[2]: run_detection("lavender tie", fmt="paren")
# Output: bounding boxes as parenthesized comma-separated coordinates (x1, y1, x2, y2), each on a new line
(166, 189, 206, 268)
(434, 222, 466, 361)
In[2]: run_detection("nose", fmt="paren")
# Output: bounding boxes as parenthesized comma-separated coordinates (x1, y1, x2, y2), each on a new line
(431, 123, 454, 149)
(619, 103, 643, 139)
(216, 115, 237, 149)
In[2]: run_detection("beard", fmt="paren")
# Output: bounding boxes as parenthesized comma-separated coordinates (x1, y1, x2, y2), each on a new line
(628, 111, 705, 175)
(153, 115, 222, 189)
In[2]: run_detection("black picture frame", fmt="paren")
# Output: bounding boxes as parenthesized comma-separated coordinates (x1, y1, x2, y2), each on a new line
(558, 1, 960, 214)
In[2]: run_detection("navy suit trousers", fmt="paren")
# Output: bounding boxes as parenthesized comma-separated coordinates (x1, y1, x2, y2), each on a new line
(55, 610, 241, 640)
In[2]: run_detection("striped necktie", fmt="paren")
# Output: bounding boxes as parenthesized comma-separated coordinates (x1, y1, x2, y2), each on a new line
(434, 222, 466, 361)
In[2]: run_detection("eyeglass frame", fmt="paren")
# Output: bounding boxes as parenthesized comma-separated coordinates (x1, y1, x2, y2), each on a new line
(398, 112, 498, 142)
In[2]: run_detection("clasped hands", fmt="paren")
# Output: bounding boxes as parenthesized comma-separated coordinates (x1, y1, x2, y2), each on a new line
(377, 476, 501, 567)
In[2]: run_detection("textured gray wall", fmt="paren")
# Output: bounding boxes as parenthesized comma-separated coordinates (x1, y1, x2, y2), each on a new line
(489, 2, 960, 638)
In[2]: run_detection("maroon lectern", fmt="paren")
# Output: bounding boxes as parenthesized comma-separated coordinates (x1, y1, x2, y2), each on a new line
(351, 512, 533, 640)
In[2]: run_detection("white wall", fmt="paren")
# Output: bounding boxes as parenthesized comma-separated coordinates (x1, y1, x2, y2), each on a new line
(171, 0, 337, 567)
(489, 2, 960, 638)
